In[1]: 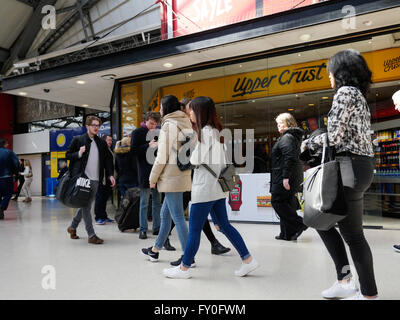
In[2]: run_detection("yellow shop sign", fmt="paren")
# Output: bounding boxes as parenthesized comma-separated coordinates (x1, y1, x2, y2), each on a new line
(156, 47, 400, 105)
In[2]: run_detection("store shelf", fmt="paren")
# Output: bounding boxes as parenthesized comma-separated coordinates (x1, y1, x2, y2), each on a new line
(365, 192, 400, 197)
(377, 138, 400, 143)
(373, 176, 400, 183)
(376, 164, 399, 167)
(375, 151, 399, 155)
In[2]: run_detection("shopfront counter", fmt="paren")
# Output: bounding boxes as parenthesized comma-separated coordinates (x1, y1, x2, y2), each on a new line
(225, 173, 281, 223)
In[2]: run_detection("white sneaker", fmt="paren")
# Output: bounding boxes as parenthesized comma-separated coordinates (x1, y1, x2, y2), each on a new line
(342, 292, 379, 300)
(322, 280, 358, 299)
(163, 266, 192, 279)
(234, 258, 259, 277)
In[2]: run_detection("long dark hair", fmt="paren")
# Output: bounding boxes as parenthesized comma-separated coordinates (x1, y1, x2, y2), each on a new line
(161, 95, 183, 117)
(189, 96, 224, 143)
(327, 49, 372, 97)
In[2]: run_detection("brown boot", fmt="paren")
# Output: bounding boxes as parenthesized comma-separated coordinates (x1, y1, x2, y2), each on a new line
(88, 235, 104, 244)
(26, 197, 32, 203)
(67, 227, 79, 239)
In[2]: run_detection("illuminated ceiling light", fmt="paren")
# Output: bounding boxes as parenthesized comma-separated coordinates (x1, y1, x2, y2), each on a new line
(252, 100, 255, 103)
(19, 92, 27, 96)
(163, 63, 173, 68)
(76, 80, 86, 84)
(239, 64, 242, 68)
(82, 104, 89, 107)
(299, 34, 311, 42)
(188, 73, 192, 77)
(288, 108, 295, 111)
(368, 40, 372, 44)
(321, 96, 329, 100)
(308, 103, 315, 107)
(297, 53, 302, 57)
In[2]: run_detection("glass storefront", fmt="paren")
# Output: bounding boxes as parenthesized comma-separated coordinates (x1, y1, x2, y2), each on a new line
(119, 35, 400, 228)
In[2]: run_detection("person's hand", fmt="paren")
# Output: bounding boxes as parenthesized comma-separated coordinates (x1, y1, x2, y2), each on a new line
(283, 178, 290, 191)
(79, 146, 86, 156)
(150, 182, 156, 189)
(109, 176, 116, 188)
(149, 140, 158, 148)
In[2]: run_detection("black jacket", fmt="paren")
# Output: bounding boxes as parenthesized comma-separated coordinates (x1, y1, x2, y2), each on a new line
(66, 133, 113, 182)
(115, 146, 138, 186)
(270, 127, 304, 195)
(130, 126, 158, 188)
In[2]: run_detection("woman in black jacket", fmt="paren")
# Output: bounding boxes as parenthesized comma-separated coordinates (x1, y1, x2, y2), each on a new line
(270, 113, 307, 241)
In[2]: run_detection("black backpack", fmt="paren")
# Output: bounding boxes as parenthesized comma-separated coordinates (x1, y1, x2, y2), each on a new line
(115, 187, 140, 232)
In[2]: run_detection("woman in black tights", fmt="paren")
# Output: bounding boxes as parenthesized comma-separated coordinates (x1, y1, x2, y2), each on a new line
(302, 49, 378, 300)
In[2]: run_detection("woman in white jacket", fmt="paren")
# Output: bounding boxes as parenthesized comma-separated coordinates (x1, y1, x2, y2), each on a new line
(20, 159, 33, 202)
(163, 96, 259, 279)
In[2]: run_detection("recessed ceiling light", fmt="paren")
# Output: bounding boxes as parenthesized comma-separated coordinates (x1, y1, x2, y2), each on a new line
(82, 104, 89, 107)
(19, 92, 27, 96)
(163, 63, 173, 68)
(308, 103, 315, 107)
(188, 73, 192, 77)
(368, 40, 372, 44)
(288, 108, 295, 111)
(76, 80, 86, 84)
(321, 96, 329, 100)
(252, 100, 255, 103)
(298, 53, 302, 57)
(239, 64, 242, 68)
(299, 34, 311, 42)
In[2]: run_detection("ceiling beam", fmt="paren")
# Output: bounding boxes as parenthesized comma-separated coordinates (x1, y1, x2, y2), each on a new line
(1, 0, 58, 75)
(14, 0, 41, 8)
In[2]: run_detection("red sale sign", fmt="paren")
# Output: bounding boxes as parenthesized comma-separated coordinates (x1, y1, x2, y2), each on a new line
(173, 0, 256, 37)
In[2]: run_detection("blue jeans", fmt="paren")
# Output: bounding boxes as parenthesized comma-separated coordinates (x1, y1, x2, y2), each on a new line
(182, 198, 250, 268)
(139, 188, 161, 232)
(154, 192, 188, 251)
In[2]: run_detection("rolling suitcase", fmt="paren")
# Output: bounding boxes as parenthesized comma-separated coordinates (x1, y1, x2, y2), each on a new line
(115, 187, 140, 232)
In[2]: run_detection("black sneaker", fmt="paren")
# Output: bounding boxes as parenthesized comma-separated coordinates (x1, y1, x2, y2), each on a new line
(141, 247, 159, 262)
(393, 244, 400, 253)
(170, 255, 195, 268)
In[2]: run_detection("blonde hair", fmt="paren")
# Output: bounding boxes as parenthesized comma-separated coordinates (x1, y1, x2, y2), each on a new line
(275, 113, 298, 128)
(24, 160, 32, 171)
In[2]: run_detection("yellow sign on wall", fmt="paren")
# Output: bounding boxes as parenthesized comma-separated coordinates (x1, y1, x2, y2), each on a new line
(159, 47, 400, 103)
(121, 82, 143, 137)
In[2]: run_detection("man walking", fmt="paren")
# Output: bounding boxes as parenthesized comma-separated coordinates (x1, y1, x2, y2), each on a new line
(131, 112, 161, 239)
(0, 139, 19, 220)
(66, 116, 115, 244)
(94, 134, 115, 224)
(11, 159, 25, 201)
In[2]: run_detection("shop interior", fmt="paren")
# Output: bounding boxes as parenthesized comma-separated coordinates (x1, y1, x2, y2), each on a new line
(138, 34, 400, 228)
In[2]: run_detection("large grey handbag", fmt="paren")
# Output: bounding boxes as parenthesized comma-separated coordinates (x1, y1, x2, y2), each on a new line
(303, 135, 347, 231)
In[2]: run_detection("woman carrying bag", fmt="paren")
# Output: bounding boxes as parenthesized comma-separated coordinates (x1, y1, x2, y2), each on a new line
(302, 49, 378, 300)
(163, 96, 258, 279)
(141, 95, 192, 263)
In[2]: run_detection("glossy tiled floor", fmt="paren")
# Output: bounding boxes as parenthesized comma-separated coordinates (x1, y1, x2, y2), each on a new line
(0, 197, 399, 300)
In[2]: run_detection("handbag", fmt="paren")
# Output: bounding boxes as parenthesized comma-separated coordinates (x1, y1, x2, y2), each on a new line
(176, 133, 195, 171)
(202, 163, 241, 192)
(55, 153, 92, 208)
(302, 134, 347, 231)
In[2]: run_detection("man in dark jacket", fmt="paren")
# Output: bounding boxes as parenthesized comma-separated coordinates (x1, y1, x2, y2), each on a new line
(11, 158, 25, 201)
(0, 139, 19, 220)
(65, 116, 115, 244)
(131, 111, 161, 239)
(270, 113, 307, 241)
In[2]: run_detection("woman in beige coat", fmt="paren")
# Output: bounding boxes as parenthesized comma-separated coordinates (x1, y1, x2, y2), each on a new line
(141, 95, 193, 263)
